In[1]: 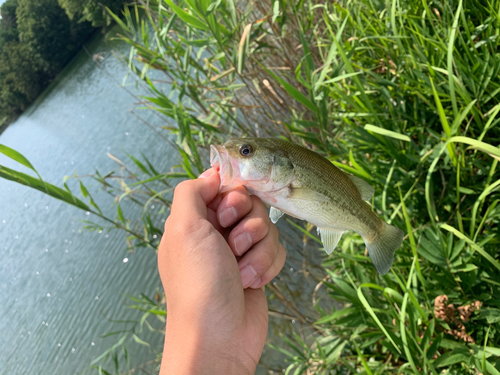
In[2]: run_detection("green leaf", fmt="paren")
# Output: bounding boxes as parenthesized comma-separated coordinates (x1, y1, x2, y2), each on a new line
(315, 306, 357, 324)
(272, 0, 280, 23)
(458, 186, 476, 194)
(117, 203, 126, 225)
(330, 160, 371, 180)
(429, 75, 457, 165)
(0, 165, 89, 211)
(357, 285, 401, 354)
(79, 181, 89, 198)
(132, 334, 150, 347)
(262, 65, 316, 112)
(105, 7, 130, 33)
(440, 224, 500, 271)
(450, 99, 477, 135)
(126, 152, 151, 175)
(91, 335, 127, 365)
(479, 308, 500, 324)
(364, 124, 411, 142)
(284, 218, 321, 243)
(210, 67, 235, 82)
(0, 144, 37, 171)
(447, 0, 462, 118)
(321, 72, 363, 86)
(435, 348, 473, 367)
(205, 0, 221, 15)
(163, 0, 208, 31)
(449, 136, 500, 158)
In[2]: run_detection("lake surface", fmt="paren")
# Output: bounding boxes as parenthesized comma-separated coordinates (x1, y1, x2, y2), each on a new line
(0, 29, 175, 374)
(0, 26, 329, 375)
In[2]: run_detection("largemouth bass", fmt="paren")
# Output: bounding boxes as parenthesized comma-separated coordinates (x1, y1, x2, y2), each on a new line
(210, 138, 404, 275)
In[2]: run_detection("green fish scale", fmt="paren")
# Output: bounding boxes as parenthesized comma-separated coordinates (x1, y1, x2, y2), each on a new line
(272, 139, 381, 235)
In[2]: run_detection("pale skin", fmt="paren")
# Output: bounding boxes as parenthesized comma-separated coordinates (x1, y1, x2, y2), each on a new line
(158, 168, 286, 374)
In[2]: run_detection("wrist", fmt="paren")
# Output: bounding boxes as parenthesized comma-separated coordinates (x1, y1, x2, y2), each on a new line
(160, 317, 256, 375)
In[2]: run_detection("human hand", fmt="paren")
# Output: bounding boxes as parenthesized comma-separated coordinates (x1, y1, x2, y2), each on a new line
(158, 168, 286, 375)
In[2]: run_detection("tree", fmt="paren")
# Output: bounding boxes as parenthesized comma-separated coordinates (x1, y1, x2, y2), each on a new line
(0, 0, 19, 52)
(16, 0, 75, 73)
(0, 41, 47, 115)
(58, 0, 124, 27)
(0, 0, 126, 123)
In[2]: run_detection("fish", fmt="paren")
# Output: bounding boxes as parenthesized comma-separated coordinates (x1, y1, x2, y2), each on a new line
(210, 137, 404, 275)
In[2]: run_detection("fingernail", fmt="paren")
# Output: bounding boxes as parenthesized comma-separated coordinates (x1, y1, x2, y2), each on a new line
(240, 265, 257, 288)
(198, 169, 214, 179)
(234, 232, 252, 255)
(250, 277, 262, 289)
(219, 207, 237, 228)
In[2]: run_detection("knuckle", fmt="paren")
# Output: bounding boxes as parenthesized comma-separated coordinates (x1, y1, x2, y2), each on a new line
(259, 247, 275, 269)
(224, 190, 249, 211)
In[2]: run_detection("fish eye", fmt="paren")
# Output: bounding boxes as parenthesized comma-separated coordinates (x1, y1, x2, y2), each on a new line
(239, 144, 254, 157)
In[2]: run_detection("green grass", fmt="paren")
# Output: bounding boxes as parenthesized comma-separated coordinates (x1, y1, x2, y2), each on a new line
(1, 0, 500, 373)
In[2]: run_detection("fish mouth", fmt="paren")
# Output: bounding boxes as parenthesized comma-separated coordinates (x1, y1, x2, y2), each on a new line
(210, 144, 222, 172)
(210, 144, 236, 192)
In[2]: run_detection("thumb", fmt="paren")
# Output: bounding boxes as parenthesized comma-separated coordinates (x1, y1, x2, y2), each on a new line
(170, 168, 220, 219)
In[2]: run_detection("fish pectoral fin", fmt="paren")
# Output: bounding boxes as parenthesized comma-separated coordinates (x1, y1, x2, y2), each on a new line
(269, 206, 285, 224)
(317, 228, 344, 255)
(288, 187, 329, 202)
(348, 174, 374, 201)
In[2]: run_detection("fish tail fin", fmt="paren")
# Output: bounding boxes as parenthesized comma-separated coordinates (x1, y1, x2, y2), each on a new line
(364, 222, 404, 275)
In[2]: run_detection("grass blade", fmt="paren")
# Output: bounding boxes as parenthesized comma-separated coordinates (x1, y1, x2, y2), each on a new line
(364, 124, 411, 142)
(440, 224, 500, 271)
(357, 285, 401, 354)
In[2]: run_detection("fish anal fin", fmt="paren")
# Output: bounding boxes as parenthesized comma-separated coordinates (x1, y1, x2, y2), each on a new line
(289, 187, 329, 202)
(317, 228, 344, 255)
(348, 175, 374, 201)
(269, 206, 285, 224)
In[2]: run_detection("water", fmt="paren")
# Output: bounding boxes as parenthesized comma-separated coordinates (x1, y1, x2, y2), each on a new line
(0, 27, 331, 375)
(0, 30, 173, 374)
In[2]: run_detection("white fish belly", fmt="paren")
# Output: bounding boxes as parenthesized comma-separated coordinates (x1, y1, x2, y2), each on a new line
(256, 189, 367, 234)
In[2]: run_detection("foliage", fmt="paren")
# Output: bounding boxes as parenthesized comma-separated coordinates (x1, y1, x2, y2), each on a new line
(106, 0, 500, 373)
(0, 40, 47, 114)
(2, 0, 500, 374)
(0, 0, 128, 123)
(16, 0, 78, 71)
(58, 0, 125, 27)
(0, 0, 19, 49)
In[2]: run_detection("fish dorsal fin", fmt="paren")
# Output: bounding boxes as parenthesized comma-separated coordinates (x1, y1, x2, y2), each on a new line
(269, 206, 285, 224)
(348, 175, 374, 201)
(289, 187, 329, 202)
(317, 228, 344, 254)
